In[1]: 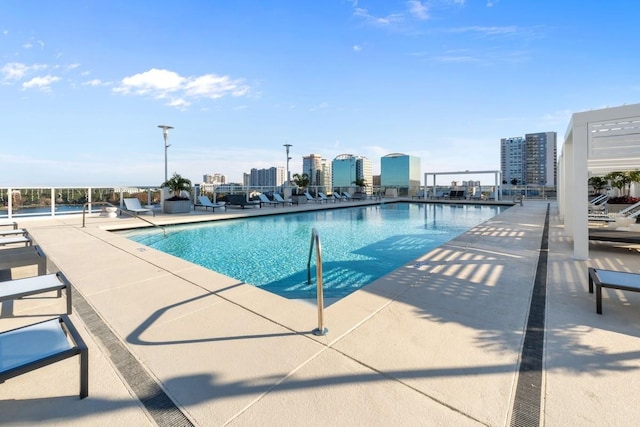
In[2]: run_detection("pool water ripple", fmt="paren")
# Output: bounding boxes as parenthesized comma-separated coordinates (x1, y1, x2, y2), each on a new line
(121, 203, 506, 300)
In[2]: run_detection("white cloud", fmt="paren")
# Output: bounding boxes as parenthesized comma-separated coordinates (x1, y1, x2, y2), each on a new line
(448, 25, 518, 36)
(353, 44, 362, 52)
(82, 79, 107, 86)
(407, 1, 430, 20)
(1, 62, 52, 84)
(353, 7, 403, 27)
(22, 75, 61, 91)
(113, 68, 250, 108)
(309, 102, 329, 111)
(1, 62, 29, 81)
(114, 68, 184, 96)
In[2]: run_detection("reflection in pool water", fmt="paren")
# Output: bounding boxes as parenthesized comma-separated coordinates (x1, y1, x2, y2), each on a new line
(121, 203, 506, 300)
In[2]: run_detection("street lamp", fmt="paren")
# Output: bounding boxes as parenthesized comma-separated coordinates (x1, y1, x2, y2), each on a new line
(158, 125, 174, 182)
(283, 143, 292, 186)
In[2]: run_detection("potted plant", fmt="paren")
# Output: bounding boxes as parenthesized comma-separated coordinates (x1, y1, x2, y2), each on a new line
(292, 173, 310, 204)
(161, 172, 192, 213)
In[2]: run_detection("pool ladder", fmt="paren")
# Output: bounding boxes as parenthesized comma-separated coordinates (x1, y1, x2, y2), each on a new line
(307, 228, 328, 336)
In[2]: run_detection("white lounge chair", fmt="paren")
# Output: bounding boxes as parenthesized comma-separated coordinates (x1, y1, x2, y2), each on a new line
(0, 315, 88, 399)
(588, 201, 640, 223)
(0, 232, 32, 247)
(588, 194, 609, 213)
(195, 196, 226, 212)
(273, 194, 294, 206)
(122, 198, 155, 217)
(257, 194, 279, 208)
(332, 191, 345, 202)
(0, 272, 72, 315)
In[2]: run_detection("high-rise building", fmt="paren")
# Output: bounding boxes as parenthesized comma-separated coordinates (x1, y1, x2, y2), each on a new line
(500, 133, 557, 186)
(525, 132, 557, 186)
(302, 154, 332, 192)
(249, 167, 285, 187)
(500, 137, 526, 185)
(331, 154, 372, 193)
(380, 153, 421, 189)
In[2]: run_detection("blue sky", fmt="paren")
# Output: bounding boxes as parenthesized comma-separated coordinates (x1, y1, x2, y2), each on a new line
(1, 0, 638, 187)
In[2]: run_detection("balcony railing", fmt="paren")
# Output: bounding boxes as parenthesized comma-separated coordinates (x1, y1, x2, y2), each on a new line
(1, 184, 557, 219)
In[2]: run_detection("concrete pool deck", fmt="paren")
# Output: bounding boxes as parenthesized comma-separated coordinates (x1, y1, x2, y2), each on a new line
(1, 199, 640, 426)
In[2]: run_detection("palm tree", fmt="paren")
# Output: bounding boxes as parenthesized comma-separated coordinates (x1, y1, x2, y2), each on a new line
(292, 173, 310, 192)
(605, 171, 632, 198)
(588, 176, 607, 195)
(162, 172, 192, 199)
(628, 170, 640, 197)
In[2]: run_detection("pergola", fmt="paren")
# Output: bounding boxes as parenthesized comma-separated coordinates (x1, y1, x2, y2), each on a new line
(424, 170, 502, 201)
(559, 103, 640, 259)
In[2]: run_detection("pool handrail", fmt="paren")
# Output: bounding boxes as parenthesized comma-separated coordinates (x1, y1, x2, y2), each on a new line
(307, 227, 328, 336)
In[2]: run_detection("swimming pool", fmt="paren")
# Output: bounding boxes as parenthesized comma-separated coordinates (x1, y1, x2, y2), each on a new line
(121, 203, 506, 300)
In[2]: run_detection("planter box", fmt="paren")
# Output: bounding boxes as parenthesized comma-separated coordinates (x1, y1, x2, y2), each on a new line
(163, 199, 191, 214)
(292, 195, 307, 204)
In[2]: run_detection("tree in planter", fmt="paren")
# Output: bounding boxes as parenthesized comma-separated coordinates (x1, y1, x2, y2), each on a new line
(352, 177, 367, 194)
(162, 173, 192, 201)
(604, 171, 631, 200)
(588, 176, 607, 195)
(292, 173, 310, 194)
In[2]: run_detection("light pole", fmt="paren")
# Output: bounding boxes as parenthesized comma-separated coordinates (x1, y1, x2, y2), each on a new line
(158, 125, 174, 182)
(283, 143, 292, 186)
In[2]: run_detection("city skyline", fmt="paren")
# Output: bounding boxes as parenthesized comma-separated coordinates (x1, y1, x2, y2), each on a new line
(1, 1, 638, 187)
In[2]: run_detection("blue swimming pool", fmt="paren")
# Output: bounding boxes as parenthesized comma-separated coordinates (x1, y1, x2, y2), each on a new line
(121, 203, 506, 300)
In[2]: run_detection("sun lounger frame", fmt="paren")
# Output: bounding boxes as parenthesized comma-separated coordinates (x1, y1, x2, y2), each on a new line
(0, 315, 88, 399)
(0, 272, 72, 316)
(0, 245, 47, 276)
(588, 267, 640, 314)
(195, 196, 227, 212)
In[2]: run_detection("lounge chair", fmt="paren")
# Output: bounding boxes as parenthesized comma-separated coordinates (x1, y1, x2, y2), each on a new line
(0, 232, 32, 247)
(273, 193, 295, 206)
(0, 315, 88, 399)
(0, 221, 18, 230)
(342, 192, 353, 201)
(0, 228, 28, 238)
(588, 194, 609, 213)
(332, 191, 345, 202)
(225, 194, 261, 209)
(0, 272, 72, 316)
(122, 198, 155, 217)
(257, 194, 279, 208)
(317, 192, 334, 203)
(0, 245, 47, 277)
(588, 201, 640, 223)
(588, 267, 640, 314)
(412, 190, 426, 199)
(303, 192, 322, 203)
(195, 196, 226, 212)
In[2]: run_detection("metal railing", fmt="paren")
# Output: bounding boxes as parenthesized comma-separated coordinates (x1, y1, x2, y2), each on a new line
(307, 227, 328, 336)
(81, 201, 166, 237)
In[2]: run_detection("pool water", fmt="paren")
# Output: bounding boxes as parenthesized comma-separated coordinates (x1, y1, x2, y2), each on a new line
(121, 203, 506, 300)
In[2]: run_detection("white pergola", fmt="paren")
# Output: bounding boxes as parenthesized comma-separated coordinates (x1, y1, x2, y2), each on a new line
(424, 170, 502, 201)
(559, 103, 640, 259)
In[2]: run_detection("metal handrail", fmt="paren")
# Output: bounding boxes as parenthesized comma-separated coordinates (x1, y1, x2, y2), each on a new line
(307, 227, 328, 336)
(81, 201, 166, 237)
